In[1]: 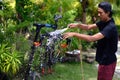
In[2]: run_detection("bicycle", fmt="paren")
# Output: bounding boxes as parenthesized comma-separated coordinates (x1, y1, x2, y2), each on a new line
(38, 27, 71, 75)
(24, 14, 62, 80)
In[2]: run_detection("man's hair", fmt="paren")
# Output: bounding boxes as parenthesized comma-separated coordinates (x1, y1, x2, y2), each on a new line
(98, 2, 113, 17)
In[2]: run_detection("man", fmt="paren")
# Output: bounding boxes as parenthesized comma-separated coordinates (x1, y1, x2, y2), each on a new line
(63, 2, 118, 80)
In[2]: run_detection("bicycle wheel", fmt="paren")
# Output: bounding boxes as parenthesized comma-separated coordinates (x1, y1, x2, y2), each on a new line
(39, 42, 56, 75)
(45, 38, 64, 69)
(28, 71, 41, 80)
(33, 35, 50, 75)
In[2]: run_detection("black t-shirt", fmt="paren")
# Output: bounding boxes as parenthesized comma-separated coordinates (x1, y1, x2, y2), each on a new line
(96, 18, 118, 65)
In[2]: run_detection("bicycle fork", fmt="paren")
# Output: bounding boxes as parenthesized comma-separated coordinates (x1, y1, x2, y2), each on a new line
(24, 46, 36, 80)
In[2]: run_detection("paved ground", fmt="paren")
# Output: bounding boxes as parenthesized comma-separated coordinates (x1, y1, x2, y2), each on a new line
(87, 41, 120, 78)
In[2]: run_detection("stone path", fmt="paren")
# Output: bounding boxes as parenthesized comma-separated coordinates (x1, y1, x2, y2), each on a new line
(115, 41, 120, 78)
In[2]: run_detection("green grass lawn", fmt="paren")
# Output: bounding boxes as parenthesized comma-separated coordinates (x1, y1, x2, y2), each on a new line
(41, 62, 98, 80)
(41, 62, 119, 80)
(13, 61, 119, 80)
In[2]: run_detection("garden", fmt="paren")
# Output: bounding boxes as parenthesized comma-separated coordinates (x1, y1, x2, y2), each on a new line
(0, 0, 120, 80)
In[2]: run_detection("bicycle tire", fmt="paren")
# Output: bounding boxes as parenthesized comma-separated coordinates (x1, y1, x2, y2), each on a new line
(0, 72, 9, 80)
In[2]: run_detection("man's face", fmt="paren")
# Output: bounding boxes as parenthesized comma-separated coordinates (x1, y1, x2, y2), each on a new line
(98, 8, 109, 21)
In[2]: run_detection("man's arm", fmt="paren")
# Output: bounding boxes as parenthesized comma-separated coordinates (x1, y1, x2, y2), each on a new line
(63, 32, 104, 42)
(68, 23, 97, 30)
(77, 24, 97, 30)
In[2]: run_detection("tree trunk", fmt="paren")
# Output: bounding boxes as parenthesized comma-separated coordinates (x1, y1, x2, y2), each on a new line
(81, 0, 88, 24)
(15, 0, 25, 23)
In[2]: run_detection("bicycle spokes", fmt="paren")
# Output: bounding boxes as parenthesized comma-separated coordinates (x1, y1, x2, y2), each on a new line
(41, 67, 45, 75)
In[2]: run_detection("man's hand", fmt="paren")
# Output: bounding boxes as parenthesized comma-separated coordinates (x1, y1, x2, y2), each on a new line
(68, 23, 78, 28)
(63, 32, 76, 39)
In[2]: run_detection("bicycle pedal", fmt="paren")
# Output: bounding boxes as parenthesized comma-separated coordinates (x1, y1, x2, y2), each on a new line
(60, 43, 68, 48)
(47, 68, 53, 74)
(34, 42, 41, 47)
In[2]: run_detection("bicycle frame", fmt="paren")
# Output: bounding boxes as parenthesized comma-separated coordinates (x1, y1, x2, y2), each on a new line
(24, 24, 46, 80)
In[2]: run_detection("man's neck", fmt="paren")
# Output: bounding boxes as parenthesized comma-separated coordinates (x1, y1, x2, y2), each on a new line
(105, 17, 111, 22)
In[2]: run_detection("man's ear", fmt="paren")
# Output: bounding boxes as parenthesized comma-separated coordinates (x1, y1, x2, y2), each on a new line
(107, 12, 110, 17)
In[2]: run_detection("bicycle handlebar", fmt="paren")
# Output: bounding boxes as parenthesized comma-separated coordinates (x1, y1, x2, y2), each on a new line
(33, 14, 62, 30)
